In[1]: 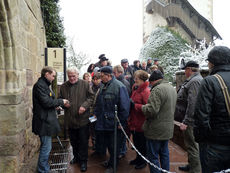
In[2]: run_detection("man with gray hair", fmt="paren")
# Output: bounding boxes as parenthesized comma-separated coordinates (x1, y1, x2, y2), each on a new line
(175, 61, 202, 172)
(59, 66, 94, 172)
(113, 65, 131, 96)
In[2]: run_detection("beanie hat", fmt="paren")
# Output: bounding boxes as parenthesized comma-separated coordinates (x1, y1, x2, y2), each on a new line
(149, 70, 163, 82)
(207, 46, 230, 66)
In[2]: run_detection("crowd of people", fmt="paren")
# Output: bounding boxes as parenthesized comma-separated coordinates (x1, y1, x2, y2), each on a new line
(32, 46, 230, 173)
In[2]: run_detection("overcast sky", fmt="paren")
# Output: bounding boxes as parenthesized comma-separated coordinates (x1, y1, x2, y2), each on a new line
(59, 0, 230, 68)
(59, 0, 143, 66)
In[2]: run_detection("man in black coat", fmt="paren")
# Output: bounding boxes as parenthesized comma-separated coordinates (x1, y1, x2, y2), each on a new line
(32, 66, 69, 173)
(194, 46, 230, 173)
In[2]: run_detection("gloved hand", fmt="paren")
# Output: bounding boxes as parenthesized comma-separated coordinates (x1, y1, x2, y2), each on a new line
(130, 98, 135, 109)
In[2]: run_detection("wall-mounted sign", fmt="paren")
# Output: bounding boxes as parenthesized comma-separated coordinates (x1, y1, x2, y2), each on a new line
(45, 48, 66, 84)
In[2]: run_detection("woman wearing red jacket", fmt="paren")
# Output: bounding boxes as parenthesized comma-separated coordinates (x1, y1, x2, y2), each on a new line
(128, 70, 150, 169)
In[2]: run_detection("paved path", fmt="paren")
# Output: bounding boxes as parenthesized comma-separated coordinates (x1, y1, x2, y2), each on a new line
(67, 140, 188, 173)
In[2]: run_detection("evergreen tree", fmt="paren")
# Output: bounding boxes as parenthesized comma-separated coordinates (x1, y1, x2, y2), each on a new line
(40, 0, 66, 47)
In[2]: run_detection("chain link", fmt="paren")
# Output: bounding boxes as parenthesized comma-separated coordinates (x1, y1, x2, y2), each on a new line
(116, 114, 175, 173)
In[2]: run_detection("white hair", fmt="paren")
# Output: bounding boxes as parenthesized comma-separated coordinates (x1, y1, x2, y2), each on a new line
(67, 66, 79, 74)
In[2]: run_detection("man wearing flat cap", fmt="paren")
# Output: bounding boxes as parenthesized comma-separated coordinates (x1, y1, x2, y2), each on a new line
(94, 66, 130, 173)
(95, 54, 109, 68)
(194, 46, 230, 172)
(175, 60, 202, 172)
(142, 70, 177, 173)
(121, 59, 134, 87)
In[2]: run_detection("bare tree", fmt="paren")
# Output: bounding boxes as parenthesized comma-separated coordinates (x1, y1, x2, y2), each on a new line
(66, 38, 91, 70)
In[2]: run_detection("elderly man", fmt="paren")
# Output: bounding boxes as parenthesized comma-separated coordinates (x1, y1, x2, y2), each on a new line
(142, 70, 177, 173)
(94, 66, 130, 173)
(113, 65, 131, 96)
(32, 66, 69, 173)
(194, 46, 230, 173)
(59, 67, 94, 172)
(175, 61, 202, 172)
(121, 58, 134, 87)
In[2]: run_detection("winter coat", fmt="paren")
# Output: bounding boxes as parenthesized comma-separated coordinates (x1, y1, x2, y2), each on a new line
(59, 79, 94, 129)
(142, 80, 177, 140)
(32, 77, 64, 136)
(128, 82, 150, 132)
(194, 65, 230, 145)
(174, 72, 203, 126)
(124, 65, 135, 87)
(94, 76, 130, 131)
(116, 74, 131, 96)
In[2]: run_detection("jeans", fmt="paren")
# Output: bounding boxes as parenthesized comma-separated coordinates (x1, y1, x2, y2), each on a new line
(37, 136, 52, 173)
(146, 139, 169, 173)
(199, 143, 230, 173)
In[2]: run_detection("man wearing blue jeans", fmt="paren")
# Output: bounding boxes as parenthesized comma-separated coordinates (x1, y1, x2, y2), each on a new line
(142, 70, 177, 173)
(32, 66, 69, 173)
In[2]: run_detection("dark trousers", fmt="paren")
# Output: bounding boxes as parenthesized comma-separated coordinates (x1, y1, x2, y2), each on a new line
(132, 131, 146, 164)
(69, 125, 89, 163)
(95, 130, 107, 155)
(183, 126, 201, 173)
(105, 130, 122, 168)
(199, 143, 230, 173)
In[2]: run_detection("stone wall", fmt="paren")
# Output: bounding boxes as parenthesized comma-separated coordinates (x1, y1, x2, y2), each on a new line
(0, 0, 46, 172)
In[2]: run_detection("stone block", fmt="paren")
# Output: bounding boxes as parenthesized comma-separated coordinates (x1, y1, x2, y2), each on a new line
(0, 135, 21, 156)
(0, 156, 19, 173)
(0, 102, 27, 136)
(26, 69, 33, 86)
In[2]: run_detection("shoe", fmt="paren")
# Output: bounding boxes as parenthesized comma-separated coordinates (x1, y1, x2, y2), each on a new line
(178, 165, 190, 172)
(70, 157, 78, 164)
(104, 167, 113, 173)
(135, 163, 146, 169)
(129, 158, 138, 165)
(80, 162, 87, 172)
(102, 161, 110, 168)
(118, 154, 125, 159)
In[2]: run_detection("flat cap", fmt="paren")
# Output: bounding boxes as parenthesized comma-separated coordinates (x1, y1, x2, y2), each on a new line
(121, 59, 128, 63)
(181, 60, 199, 69)
(99, 66, 112, 74)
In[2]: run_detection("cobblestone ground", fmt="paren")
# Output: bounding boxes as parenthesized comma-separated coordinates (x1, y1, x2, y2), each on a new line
(67, 140, 188, 173)
(19, 140, 187, 173)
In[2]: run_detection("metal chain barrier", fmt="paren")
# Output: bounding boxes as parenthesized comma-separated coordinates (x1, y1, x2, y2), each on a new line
(214, 169, 230, 173)
(115, 114, 175, 173)
(116, 114, 230, 173)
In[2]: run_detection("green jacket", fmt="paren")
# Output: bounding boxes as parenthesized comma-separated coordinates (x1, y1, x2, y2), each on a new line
(142, 80, 177, 140)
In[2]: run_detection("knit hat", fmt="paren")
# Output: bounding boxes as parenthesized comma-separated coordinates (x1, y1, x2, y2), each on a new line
(149, 70, 163, 82)
(207, 46, 230, 66)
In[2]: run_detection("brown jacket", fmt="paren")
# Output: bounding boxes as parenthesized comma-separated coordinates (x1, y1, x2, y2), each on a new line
(59, 79, 94, 129)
